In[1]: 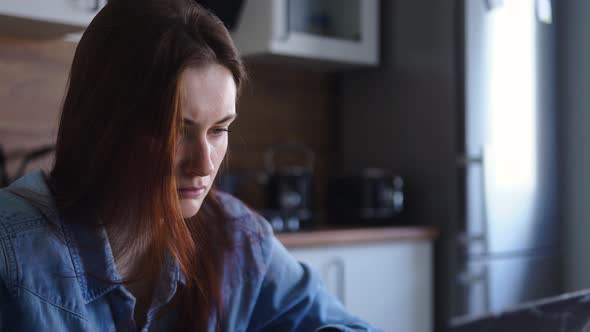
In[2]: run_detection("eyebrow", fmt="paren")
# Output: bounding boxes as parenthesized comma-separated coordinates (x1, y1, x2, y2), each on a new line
(183, 113, 238, 126)
(215, 113, 238, 124)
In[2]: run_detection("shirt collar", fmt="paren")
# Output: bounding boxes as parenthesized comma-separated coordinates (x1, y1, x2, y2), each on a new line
(65, 222, 188, 305)
(7, 169, 60, 226)
(8, 170, 187, 304)
(151, 250, 187, 309)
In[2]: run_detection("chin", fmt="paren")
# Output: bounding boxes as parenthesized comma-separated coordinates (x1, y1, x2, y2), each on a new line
(180, 199, 203, 218)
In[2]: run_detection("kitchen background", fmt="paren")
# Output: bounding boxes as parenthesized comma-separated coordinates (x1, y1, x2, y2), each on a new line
(1, 1, 589, 332)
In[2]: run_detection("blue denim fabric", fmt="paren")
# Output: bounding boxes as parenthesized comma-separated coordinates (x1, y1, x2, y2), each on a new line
(0, 171, 381, 332)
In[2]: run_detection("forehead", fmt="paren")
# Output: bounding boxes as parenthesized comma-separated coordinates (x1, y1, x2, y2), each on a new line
(179, 64, 237, 122)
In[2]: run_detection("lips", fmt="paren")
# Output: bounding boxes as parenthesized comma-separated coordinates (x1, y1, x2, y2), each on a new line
(177, 186, 207, 198)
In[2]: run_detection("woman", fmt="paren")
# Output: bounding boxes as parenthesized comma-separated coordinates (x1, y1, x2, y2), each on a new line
(0, 0, 379, 331)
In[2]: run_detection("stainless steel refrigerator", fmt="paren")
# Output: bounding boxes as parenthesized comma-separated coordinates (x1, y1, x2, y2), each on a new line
(452, 0, 560, 324)
(335, 0, 561, 330)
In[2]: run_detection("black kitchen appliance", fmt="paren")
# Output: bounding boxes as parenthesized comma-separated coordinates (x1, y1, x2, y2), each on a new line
(327, 168, 404, 225)
(263, 143, 314, 232)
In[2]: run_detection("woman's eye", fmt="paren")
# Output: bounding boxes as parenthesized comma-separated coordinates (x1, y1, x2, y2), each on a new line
(179, 126, 231, 141)
(211, 128, 230, 136)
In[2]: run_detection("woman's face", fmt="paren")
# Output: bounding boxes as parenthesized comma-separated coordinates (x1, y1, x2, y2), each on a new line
(175, 64, 237, 218)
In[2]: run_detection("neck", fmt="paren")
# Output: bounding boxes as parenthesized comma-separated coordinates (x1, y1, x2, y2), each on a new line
(106, 224, 154, 279)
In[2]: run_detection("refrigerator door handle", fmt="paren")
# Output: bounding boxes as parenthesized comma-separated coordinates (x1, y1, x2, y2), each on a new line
(458, 268, 486, 283)
(456, 154, 484, 167)
(457, 144, 486, 167)
(456, 146, 490, 254)
(457, 233, 486, 246)
(457, 265, 491, 313)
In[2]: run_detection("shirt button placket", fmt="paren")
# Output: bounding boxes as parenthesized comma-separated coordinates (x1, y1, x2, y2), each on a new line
(110, 289, 137, 332)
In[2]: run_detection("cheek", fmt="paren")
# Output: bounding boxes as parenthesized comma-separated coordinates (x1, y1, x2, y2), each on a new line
(173, 143, 187, 170)
(212, 141, 228, 170)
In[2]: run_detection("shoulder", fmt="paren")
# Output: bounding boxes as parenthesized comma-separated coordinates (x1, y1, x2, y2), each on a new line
(0, 188, 52, 237)
(215, 191, 275, 271)
(215, 191, 273, 238)
(216, 191, 260, 220)
(0, 188, 66, 301)
(0, 174, 62, 290)
(0, 171, 59, 237)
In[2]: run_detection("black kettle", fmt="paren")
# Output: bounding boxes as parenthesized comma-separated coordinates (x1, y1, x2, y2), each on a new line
(264, 143, 315, 224)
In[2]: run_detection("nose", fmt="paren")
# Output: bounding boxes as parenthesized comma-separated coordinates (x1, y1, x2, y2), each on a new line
(182, 137, 215, 177)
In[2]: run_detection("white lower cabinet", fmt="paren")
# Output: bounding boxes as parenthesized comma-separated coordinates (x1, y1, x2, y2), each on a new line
(288, 241, 433, 332)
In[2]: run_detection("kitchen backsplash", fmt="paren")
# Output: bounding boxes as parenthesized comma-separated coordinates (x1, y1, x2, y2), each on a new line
(0, 37, 336, 210)
(0, 37, 73, 182)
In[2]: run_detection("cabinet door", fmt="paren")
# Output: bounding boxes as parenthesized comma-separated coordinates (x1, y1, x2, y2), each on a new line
(270, 0, 379, 65)
(289, 241, 433, 332)
(1, 0, 105, 27)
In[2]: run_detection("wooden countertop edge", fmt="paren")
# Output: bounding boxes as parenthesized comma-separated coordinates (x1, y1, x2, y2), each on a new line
(276, 226, 438, 248)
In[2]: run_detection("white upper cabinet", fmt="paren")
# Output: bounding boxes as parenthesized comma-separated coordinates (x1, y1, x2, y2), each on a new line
(0, 0, 105, 26)
(232, 0, 380, 67)
(0, 0, 106, 37)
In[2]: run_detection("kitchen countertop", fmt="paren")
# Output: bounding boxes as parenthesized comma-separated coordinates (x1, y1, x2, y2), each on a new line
(276, 226, 438, 248)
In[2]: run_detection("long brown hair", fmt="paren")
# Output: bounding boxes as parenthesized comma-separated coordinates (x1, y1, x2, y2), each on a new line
(50, 0, 246, 330)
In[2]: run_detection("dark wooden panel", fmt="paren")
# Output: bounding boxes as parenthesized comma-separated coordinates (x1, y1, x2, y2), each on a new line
(0, 37, 75, 178)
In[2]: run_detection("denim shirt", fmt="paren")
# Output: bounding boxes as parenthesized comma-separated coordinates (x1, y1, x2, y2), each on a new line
(0, 171, 380, 332)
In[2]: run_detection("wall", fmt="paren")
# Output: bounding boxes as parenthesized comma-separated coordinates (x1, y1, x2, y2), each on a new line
(0, 38, 336, 213)
(336, 0, 458, 329)
(558, 1, 590, 291)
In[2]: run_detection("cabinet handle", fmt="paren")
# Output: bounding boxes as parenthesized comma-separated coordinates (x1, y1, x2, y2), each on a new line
(322, 258, 346, 305)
